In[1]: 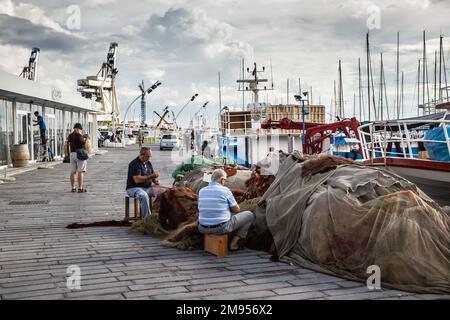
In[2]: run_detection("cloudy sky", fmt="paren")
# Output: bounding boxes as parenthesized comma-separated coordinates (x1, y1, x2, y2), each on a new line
(1, 0, 450, 127)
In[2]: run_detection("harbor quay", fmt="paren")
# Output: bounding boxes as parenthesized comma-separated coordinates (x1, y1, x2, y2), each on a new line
(0, 145, 447, 301)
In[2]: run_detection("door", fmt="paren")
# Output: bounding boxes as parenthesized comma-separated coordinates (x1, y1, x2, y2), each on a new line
(45, 114, 56, 159)
(15, 111, 34, 161)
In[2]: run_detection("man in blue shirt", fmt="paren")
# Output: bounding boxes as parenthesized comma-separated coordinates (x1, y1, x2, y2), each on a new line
(33, 111, 47, 145)
(198, 169, 255, 251)
(126, 147, 159, 218)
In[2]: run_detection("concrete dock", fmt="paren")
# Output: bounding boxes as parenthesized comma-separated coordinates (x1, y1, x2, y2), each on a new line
(0, 146, 448, 300)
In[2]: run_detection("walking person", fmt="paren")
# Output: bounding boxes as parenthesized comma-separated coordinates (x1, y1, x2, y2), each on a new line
(126, 147, 160, 218)
(68, 123, 88, 193)
(198, 169, 255, 251)
(137, 129, 144, 148)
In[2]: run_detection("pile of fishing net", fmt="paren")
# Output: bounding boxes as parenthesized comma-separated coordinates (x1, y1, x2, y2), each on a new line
(171, 155, 224, 179)
(251, 153, 450, 293)
(129, 185, 261, 251)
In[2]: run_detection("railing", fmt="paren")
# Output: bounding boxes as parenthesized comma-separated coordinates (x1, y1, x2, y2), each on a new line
(358, 118, 450, 161)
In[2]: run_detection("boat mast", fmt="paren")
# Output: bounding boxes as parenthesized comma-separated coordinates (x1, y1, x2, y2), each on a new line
(418, 59, 421, 116)
(383, 54, 389, 120)
(287, 79, 289, 105)
(334, 80, 337, 120)
(358, 58, 362, 121)
(434, 50, 437, 108)
(379, 53, 383, 121)
(423, 30, 426, 114)
(338, 59, 344, 118)
(366, 32, 371, 121)
(396, 32, 400, 119)
(242, 58, 245, 109)
(401, 71, 404, 118)
(439, 35, 443, 101)
(218, 71, 222, 112)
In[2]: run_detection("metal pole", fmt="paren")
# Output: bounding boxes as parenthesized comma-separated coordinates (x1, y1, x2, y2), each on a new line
(302, 99, 305, 147)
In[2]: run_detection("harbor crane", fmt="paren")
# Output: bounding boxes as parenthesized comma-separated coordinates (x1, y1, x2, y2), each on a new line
(19, 48, 40, 81)
(138, 80, 146, 126)
(77, 42, 120, 129)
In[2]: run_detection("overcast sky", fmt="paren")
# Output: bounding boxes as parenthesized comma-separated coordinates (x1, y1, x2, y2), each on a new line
(1, 0, 450, 127)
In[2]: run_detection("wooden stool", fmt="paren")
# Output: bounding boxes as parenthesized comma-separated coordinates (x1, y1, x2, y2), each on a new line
(204, 234, 228, 257)
(125, 196, 142, 221)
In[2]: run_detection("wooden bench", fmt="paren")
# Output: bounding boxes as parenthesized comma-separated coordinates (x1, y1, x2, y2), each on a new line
(204, 234, 228, 257)
(125, 196, 142, 221)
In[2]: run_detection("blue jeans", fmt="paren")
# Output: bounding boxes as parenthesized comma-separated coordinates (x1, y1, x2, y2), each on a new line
(126, 187, 153, 218)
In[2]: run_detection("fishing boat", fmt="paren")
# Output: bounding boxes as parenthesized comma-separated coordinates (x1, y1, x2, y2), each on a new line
(358, 103, 450, 206)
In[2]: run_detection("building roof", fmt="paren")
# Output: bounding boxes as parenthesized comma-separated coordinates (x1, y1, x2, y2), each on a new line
(0, 69, 100, 112)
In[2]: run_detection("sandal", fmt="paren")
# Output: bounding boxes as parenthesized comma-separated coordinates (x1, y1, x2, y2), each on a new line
(71, 188, 77, 193)
(77, 188, 87, 193)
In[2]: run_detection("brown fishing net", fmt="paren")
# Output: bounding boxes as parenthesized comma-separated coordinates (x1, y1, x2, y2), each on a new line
(254, 153, 450, 293)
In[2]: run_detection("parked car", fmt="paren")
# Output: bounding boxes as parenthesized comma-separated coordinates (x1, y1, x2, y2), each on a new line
(160, 133, 180, 150)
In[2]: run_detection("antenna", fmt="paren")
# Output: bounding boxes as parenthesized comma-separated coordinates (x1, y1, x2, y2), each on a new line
(237, 61, 272, 105)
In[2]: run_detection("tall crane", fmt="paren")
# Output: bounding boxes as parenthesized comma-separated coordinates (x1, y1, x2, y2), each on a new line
(77, 42, 120, 128)
(138, 80, 146, 126)
(19, 48, 40, 81)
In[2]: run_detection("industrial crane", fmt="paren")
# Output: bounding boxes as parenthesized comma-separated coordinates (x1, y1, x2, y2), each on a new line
(77, 42, 120, 128)
(19, 48, 40, 81)
(138, 80, 146, 126)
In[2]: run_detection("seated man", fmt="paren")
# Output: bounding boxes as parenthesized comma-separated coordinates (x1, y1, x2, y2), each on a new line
(198, 168, 255, 251)
(126, 147, 159, 218)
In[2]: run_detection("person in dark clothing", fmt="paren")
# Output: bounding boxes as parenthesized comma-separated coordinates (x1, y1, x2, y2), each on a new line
(126, 147, 160, 218)
(33, 111, 47, 145)
(67, 123, 87, 193)
(190, 130, 195, 150)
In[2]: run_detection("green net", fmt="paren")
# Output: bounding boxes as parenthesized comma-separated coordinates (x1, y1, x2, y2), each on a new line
(171, 155, 224, 178)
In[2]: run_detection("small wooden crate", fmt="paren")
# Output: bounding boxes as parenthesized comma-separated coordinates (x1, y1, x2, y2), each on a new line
(204, 234, 228, 257)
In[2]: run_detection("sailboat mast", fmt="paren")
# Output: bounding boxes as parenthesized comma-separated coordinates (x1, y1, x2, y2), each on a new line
(366, 32, 371, 121)
(380, 53, 383, 121)
(334, 80, 337, 120)
(401, 71, 404, 118)
(423, 30, 426, 113)
(287, 79, 289, 105)
(434, 50, 437, 107)
(242, 58, 245, 109)
(358, 58, 362, 121)
(396, 32, 400, 118)
(439, 36, 443, 101)
(339, 59, 344, 118)
(418, 59, 421, 116)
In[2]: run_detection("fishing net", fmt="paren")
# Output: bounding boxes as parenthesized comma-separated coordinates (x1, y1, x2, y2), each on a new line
(254, 154, 450, 293)
(171, 155, 223, 179)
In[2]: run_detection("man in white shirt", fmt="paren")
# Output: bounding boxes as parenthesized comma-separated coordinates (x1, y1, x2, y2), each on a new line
(198, 169, 255, 251)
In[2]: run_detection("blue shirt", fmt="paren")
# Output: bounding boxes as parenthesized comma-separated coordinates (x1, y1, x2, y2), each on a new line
(198, 181, 237, 226)
(126, 157, 154, 190)
(36, 115, 46, 130)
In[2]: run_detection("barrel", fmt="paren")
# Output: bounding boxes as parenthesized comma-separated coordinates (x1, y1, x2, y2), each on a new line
(11, 144, 30, 167)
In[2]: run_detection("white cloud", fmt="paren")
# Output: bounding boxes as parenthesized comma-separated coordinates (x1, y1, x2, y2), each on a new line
(1, 0, 450, 125)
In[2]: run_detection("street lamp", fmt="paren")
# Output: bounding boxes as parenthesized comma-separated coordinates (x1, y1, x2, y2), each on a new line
(294, 91, 309, 147)
(174, 94, 199, 128)
(122, 80, 162, 139)
(191, 101, 209, 125)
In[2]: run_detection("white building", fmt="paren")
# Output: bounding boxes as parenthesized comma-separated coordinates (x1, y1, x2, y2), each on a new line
(0, 69, 100, 167)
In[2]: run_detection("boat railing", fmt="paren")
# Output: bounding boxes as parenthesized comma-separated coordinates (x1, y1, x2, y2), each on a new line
(358, 119, 450, 160)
